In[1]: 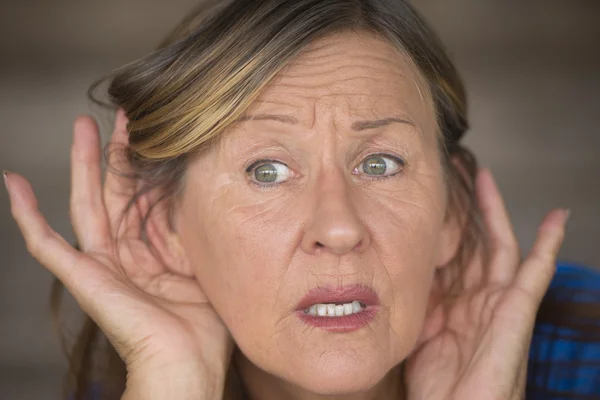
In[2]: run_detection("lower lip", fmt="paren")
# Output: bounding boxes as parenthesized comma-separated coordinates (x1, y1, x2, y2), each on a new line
(296, 307, 378, 332)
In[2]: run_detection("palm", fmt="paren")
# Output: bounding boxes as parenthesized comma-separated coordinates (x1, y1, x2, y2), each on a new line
(406, 285, 535, 399)
(405, 169, 568, 400)
(80, 238, 229, 369)
(6, 111, 231, 372)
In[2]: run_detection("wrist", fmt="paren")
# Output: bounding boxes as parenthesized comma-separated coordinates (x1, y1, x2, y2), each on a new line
(122, 360, 228, 400)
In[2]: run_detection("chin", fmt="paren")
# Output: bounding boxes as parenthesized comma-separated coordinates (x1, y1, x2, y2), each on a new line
(286, 351, 392, 395)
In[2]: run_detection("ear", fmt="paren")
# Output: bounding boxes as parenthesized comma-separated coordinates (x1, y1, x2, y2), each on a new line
(434, 155, 470, 268)
(435, 209, 464, 268)
(136, 189, 194, 277)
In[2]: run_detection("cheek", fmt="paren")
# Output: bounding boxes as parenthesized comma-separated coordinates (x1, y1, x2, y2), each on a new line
(360, 171, 446, 350)
(179, 183, 301, 348)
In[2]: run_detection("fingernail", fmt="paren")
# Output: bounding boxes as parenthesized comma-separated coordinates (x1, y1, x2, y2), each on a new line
(3, 170, 9, 191)
(564, 208, 571, 223)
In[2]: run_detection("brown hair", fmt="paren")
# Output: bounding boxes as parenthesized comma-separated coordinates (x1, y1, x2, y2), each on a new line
(53, 1, 485, 398)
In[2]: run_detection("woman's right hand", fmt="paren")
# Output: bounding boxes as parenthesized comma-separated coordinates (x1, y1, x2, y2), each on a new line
(5, 111, 232, 399)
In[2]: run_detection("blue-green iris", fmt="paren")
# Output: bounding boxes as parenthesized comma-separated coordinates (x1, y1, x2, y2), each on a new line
(255, 164, 278, 183)
(363, 156, 387, 175)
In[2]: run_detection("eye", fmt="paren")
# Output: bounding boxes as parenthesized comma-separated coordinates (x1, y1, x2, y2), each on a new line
(355, 154, 404, 178)
(247, 160, 292, 185)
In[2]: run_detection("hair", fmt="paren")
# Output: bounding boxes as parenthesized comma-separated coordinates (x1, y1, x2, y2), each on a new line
(50, 0, 575, 399)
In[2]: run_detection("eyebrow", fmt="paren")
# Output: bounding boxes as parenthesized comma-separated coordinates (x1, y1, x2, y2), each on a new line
(238, 114, 415, 131)
(351, 117, 415, 131)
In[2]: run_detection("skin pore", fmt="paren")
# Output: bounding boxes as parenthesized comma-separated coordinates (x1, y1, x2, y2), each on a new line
(170, 31, 463, 400)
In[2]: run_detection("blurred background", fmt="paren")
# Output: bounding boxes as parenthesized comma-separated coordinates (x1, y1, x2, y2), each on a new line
(1, 0, 598, 397)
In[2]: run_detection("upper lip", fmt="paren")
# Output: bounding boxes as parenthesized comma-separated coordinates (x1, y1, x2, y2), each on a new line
(295, 284, 380, 311)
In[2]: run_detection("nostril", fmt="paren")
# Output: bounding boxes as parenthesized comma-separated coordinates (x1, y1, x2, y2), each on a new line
(316, 241, 325, 248)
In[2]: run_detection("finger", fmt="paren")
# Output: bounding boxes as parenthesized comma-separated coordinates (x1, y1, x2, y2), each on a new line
(515, 208, 569, 300)
(103, 109, 141, 237)
(6, 172, 87, 291)
(140, 273, 209, 303)
(5, 172, 142, 329)
(514, 358, 528, 399)
(476, 168, 521, 283)
(70, 116, 111, 251)
(456, 239, 487, 292)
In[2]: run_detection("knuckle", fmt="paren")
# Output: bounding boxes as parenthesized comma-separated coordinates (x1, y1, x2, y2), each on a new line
(537, 223, 565, 240)
(25, 238, 39, 258)
(529, 247, 555, 265)
(26, 236, 45, 261)
(26, 230, 53, 263)
(495, 236, 519, 256)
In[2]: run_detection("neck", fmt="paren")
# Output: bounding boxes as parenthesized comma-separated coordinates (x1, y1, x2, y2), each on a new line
(233, 351, 406, 400)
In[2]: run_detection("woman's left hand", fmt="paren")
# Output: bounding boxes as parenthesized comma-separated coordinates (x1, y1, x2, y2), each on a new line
(404, 168, 569, 400)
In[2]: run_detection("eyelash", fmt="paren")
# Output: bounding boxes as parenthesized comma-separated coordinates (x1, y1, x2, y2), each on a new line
(245, 153, 406, 187)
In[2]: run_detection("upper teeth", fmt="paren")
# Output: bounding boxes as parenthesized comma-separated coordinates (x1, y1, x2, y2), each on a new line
(304, 300, 364, 317)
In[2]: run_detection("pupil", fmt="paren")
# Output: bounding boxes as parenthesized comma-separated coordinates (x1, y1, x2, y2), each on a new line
(364, 156, 386, 175)
(255, 164, 278, 183)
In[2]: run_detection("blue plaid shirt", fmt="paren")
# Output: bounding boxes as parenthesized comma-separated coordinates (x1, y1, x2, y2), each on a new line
(527, 262, 600, 398)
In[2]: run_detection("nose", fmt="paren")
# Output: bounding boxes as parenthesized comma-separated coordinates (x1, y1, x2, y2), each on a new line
(301, 169, 370, 256)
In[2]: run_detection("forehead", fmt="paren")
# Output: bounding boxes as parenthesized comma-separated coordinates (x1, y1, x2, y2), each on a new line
(247, 31, 434, 128)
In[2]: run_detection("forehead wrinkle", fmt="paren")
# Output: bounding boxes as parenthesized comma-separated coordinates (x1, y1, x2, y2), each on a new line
(283, 45, 411, 72)
(237, 114, 299, 125)
(277, 42, 410, 79)
(267, 68, 416, 112)
(240, 34, 435, 143)
(248, 98, 304, 110)
(277, 66, 407, 88)
(291, 35, 403, 63)
(254, 85, 327, 106)
(266, 50, 414, 96)
(297, 58, 407, 74)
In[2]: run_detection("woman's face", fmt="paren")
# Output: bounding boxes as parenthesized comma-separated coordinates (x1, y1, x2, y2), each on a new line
(175, 32, 460, 394)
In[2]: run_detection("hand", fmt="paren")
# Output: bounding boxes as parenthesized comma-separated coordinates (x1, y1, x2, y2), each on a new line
(5, 111, 233, 399)
(404, 168, 568, 400)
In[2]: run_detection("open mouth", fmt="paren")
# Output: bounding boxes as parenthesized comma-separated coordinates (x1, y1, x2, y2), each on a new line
(295, 285, 379, 332)
(303, 300, 366, 317)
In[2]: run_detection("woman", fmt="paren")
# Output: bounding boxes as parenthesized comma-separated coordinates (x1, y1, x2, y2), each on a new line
(4, 0, 593, 398)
